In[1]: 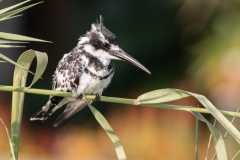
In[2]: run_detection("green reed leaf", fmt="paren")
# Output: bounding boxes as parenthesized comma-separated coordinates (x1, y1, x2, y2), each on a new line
(212, 108, 239, 160)
(0, 0, 31, 15)
(10, 50, 48, 160)
(0, 40, 28, 44)
(0, 1, 43, 21)
(137, 88, 190, 104)
(187, 91, 240, 144)
(25, 50, 48, 88)
(205, 119, 216, 160)
(0, 118, 16, 160)
(88, 103, 127, 160)
(0, 44, 24, 48)
(0, 32, 51, 42)
(0, 14, 23, 21)
(192, 112, 228, 160)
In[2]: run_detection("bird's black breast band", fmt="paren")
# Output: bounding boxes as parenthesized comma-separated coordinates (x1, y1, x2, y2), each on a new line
(84, 68, 114, 80)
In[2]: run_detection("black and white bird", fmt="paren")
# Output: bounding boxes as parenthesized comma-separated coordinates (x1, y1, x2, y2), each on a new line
(30, 16, 150, 127)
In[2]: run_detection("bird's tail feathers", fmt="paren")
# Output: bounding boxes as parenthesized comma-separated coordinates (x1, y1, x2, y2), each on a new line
(30, 100, 53, 121)
(30, 96, 68, 121)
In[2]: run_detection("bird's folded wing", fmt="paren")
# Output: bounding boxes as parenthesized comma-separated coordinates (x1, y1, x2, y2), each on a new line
(53, 99, 92, 127)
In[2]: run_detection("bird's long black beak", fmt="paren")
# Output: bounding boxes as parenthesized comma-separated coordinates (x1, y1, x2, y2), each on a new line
(110, 45, 151, 74)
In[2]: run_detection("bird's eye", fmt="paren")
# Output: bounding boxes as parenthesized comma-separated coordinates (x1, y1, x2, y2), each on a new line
(109, 37, 118, 45)
(102, 43, 110, 50)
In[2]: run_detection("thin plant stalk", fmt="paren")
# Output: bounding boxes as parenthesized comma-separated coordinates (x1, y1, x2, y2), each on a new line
(205, 119, 217, 160)
(212, 108, 239, 160)
(0, 118, 16, 160)
(232, 150, 240, 160)
(195, 119, 199, 160)
(0, 85, 240, 118)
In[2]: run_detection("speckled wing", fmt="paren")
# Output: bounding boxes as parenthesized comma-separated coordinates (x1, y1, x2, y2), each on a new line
(52, 52, 83, 92)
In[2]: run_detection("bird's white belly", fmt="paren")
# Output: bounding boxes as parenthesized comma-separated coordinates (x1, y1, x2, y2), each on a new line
(76, 71, 113, 95)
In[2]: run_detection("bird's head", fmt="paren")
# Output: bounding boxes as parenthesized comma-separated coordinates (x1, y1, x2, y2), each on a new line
(81, 15, 151, 74)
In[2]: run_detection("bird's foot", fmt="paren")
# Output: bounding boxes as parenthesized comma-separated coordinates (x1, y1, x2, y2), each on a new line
(77, 94, 83, 100)
(94, 94, 101, 101)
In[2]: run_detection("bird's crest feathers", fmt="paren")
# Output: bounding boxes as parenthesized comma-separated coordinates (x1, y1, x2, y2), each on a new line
(91, 15, 104, 32)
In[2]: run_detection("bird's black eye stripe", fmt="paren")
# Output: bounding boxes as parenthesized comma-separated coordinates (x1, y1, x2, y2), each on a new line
(108, 37, 118, 45)
(101, 43, 110, 50)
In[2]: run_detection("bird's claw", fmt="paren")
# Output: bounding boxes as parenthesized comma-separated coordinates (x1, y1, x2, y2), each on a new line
(77, 94, 83, 100)
(94, 94, 101, 101)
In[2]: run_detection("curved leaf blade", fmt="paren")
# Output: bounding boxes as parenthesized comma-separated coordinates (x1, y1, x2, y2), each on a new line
(138, 88, 190, 104)
(0, 2, 43, 20)
(0, 32, 51, 42)
(192, 112, 228, 160)
(0, 40, 28, 43)
(26, 50, 48, 88)
(0, 44, 24, 48)
(0, 14, 23, 21)
(186, 91, 240, 144)
(0, 0, 31, 14)
(10, 50, 48, 160)
(88, 104, 127, 160)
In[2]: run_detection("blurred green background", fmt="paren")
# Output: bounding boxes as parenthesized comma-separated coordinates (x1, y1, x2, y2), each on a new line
(0, 0, 240, 159)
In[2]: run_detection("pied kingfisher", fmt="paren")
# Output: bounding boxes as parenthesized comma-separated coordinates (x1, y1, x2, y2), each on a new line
(30, 16, 151, 127)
